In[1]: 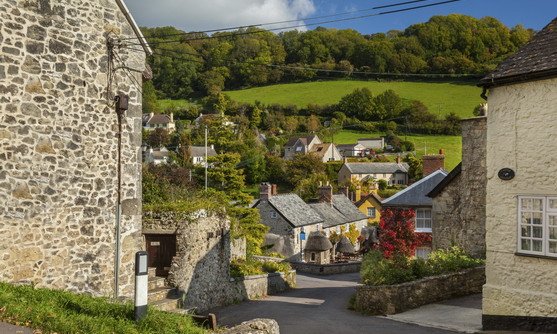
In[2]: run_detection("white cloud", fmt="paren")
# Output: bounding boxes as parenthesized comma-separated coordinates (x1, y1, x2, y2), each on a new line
(125, 0, 316, 33)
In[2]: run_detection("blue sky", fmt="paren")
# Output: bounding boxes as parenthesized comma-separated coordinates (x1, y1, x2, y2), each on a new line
(127, 0, 557, 34)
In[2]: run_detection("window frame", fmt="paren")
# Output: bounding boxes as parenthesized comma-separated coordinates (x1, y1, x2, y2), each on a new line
(517, 196, 557, 258)
(270, 210, 278, 219)
(367, 207, 376, 218)
(415, 208, 432, 232)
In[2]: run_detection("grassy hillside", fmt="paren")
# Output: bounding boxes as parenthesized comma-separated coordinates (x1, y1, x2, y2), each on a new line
(225, 80, 482, 118)
(335, 130, 462, 171)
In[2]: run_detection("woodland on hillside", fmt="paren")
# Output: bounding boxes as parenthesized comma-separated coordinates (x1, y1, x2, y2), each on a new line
(137, 14, 533, 99)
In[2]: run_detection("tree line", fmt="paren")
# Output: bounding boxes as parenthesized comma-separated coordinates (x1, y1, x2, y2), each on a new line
(140, 14, 533, 99)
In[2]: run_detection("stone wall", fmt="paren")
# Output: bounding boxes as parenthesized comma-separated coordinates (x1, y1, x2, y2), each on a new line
(230, 271, 296, 301)
(290, 261, 361, 275)
(354, 267, 485, 315)
(143, 210, 294, 312)
(483, 78, 557, 321)
(231, 237, 246, 260)
(0, 0, 146, 297)
(431, 117, 487, 258)
(223, 319, 280, 334)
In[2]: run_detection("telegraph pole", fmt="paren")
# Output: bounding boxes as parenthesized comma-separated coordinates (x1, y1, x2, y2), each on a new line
(204, 125, 208, 191)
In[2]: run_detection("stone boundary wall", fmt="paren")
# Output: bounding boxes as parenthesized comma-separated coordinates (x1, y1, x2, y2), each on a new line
(354, 267, 485, 315)
(230, 270, 296, 300)
(223, 319, 280, 334)
(252, 255, 284, 263)
(290, 261, 361, 275)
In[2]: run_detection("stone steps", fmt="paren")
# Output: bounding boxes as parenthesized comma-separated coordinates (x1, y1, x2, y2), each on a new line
(150, 295, 182, 312)
(148, 286, 176, 303)
(148, 276, 167, 290)
(148, 267, 157, 279)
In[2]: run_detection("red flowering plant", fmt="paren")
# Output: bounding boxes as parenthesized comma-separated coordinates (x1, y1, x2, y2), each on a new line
(378, 208, 421, 259)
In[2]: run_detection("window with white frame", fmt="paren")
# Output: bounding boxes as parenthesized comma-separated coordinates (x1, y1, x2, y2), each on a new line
(518, 196, 557, 257)
(415, 208, 432, 232)
(367, 207, 376, 218)
(270, 210, 278, 219)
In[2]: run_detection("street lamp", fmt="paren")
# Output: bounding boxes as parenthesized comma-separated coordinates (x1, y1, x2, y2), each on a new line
(299, 227, 306, 262)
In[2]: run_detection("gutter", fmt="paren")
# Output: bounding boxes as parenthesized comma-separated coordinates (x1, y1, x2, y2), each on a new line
(114, 0, 153, 55)
(478, 68, 557, 89)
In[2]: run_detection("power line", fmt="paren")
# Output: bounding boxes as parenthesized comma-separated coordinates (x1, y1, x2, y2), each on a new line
(122, 0, 429, 41)
(125, 0, 461, 47)
(123, 46, 206, 64)
(112, 51, 144, 94)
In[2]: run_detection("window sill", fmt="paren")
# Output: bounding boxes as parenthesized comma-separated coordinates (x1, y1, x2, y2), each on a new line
(415, 228, 432, 233)
(514, 252, 557, 260)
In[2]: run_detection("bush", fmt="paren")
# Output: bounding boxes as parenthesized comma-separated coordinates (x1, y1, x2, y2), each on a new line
(361, 247, 484, 286)
(262, 261, 292, 274)
(230, 258, 292, 277)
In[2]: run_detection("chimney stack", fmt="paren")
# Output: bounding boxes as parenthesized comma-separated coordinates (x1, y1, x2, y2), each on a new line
(423, 149, 445, 176)
(260, 182, 272, 201)
(395, 155, 402, 164)
(170, 112, 174, 122)
(318, 181, 333, 205)
(355, 185, 362, 202)
(271, 184, 278, 196)
(339, 186, 349, 198)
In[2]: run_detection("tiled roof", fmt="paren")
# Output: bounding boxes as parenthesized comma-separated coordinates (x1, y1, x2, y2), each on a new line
(332, 194, 368, 222)
(268, 194, 323, 227)
(382, 170, 447, 207)
(309, 143, 332, 158)
(150, 149, 169, 159)
(189, 146, 217, 157)
(344, 162, 409, 174)
(285, 135, 320, 147)
(479, 17, 557, 87)
(148, 114, 172, 125)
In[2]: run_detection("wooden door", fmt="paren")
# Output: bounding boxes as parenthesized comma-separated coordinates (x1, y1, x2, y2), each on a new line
(145, 234, 176, 277)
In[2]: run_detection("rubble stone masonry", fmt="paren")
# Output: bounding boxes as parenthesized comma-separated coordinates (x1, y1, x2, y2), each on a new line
(0, 0, 146, 297)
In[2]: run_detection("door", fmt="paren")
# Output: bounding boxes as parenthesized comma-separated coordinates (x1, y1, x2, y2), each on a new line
(145, 234, 176, 277)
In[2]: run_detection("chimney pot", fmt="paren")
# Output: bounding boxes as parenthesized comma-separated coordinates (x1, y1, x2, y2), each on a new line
(271, 184, 277, 196)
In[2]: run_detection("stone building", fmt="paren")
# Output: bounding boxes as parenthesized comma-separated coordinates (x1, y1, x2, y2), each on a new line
(478, 17, 557, 332)
(338, 161, 410, 186)
(427, 117, 487, 258)
(0, 0, 150, 298)
(142, 112, 176, 132)
(283, 134, 321, 160)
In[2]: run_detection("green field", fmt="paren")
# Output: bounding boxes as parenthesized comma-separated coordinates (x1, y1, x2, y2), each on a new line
(157, 99, 196, 110)
(335, 130, 462, 171)
(225, 80, 482, 118)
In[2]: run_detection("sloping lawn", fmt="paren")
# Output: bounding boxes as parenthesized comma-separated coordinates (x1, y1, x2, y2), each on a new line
(225, 80, 482, 118)
(335, 130, 462, 171)
(0, 282, 205, 334)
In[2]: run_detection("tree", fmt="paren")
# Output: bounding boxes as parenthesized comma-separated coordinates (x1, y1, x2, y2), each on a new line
(373, 89, 403, 120)
(286, 153, 326, 188)
(294, 173, 328, 201)
(337, 88, 374, 120)
(147, 128, 170, 148)
(142, 81, 158, 114)
(405, 154, 423, 181)
(202, 153, 248, 203)
(307, 114, 321, 132)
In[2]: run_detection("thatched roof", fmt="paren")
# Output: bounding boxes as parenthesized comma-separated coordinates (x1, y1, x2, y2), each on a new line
(304, 231, 333, 252)
(336, 236, 355, 254)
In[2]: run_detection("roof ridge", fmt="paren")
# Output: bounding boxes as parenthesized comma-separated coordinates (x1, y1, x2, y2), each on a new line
(382, 169, 447, 204)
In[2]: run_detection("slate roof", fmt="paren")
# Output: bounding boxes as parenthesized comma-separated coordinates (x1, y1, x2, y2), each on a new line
(354, 192, 382, 208)
(143, 113, 172, 125)
(285, 134, 320, 147)
(382, 170, 447, 207)
(309, 203, 347, 228)
(268, 194, 323, 227)
(427, 163, 462, 198)
(189, 146, 217, 157)
(479, 17, 557, 87)
(332, 194, 368, 222)
(304, 231, 333, 251)
(343, 162, 410, 174)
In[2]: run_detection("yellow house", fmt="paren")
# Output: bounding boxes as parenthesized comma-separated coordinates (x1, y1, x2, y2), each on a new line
(354, 190, 382, 225)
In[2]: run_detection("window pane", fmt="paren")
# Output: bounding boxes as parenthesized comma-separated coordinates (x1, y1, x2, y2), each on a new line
(533, 226, 543, 238)
(426, 219, 432, 228)
(521, 198, 532, 210)
(521, 225, 531, 237)
(550, 227, 557, 240)
(417, 210, 424, 218)
(549, 241, 557, 254)
(521, 238, 531, 251)
(521, 213, 531, 225)
(533, 240, 543, 252)
(533, 199, 543, 211)
(549, 215, 557, 226)
(532, 212, 543, 225)
(549, 199, 557, 210)
(425, 210, 432, 218)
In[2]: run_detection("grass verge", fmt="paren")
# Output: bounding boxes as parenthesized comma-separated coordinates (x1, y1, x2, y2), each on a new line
(0, 282, 205, 334)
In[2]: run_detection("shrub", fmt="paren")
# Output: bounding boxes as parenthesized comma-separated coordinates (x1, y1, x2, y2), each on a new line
(360, 247, 484, 286)
(262, 261, 292, 274)
(230, 258, 292, 277)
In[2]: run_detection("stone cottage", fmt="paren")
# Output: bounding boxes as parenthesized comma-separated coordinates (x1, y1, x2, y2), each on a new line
(283, 134, 322, 160)
(338, 161, 410, 186)
(304, 231, 333, 264)
(478, 17, 557, 332)
(0, 0, 150, 298)
(427, 117, 487, 258)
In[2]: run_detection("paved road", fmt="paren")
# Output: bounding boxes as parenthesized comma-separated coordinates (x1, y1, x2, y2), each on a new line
(212, 273, 456, 334)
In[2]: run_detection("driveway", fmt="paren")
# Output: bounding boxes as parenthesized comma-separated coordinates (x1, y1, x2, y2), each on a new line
(212, 273, 456, 334)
